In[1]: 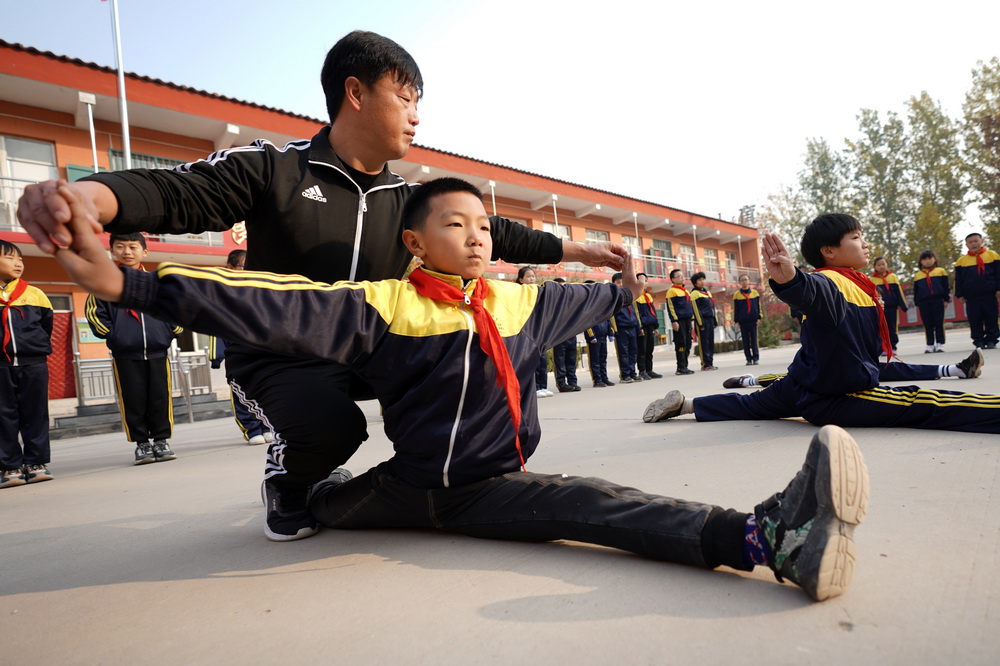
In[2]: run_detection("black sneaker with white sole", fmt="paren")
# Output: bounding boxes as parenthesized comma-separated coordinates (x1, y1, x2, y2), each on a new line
(956, 348, 985, 379)
(134, 442, 155, 465)
(152, 440, 176, 461)
(755, 424, 870, 601)
(261, 479, 319, 542)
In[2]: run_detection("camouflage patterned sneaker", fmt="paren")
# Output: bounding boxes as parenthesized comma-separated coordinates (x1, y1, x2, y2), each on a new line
(642, 390, 685, 423)
(755, 425, 870, 601)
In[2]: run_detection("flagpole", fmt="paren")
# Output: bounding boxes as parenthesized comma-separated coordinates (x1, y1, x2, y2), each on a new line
(109, 0, 132, 168)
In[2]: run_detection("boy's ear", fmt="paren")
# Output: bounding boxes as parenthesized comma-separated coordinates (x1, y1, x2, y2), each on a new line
(821, 245, 836, 261)
(402, 229, 425, 258)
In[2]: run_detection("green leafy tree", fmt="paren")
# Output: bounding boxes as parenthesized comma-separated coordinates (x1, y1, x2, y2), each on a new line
(902, 201, 959, 274)
(846, 109, 915, 263)
(758, 185, 811, 266)
(798, 137, 851, 218)
(963, 57, 1000, 246)
(906, 91, 968, 245)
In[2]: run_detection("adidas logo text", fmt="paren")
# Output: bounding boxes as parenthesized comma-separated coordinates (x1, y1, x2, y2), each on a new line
(301, 185, 327, 202)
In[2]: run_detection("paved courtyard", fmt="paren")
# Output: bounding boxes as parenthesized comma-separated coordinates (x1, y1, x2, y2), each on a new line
(2, 329, 998, 664)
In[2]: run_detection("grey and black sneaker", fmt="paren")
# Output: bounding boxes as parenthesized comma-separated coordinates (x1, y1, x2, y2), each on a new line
(24, 464, 54, 483)
(261, 478, 320, 542)
(306, 468, 355, 517)
(134, 442, 155, 465)
(151, 440, 176, 461)
(642, 389, 685, 423)
(723, 374, 754, 389)
(956, 348, 985, 379)
(1, 467, 26, 488)
(755, 425, 870, 601)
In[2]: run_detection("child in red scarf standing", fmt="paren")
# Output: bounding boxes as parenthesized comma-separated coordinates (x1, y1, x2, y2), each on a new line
(645, 214, 1000, 435)
(954, 232, 1000, 350)
(912, 249, 951, 353)
(871, 256, 908, 354)
(734, 274, 761, 365)
(54, 177, 871, 602)
(665, 269, 696, 375)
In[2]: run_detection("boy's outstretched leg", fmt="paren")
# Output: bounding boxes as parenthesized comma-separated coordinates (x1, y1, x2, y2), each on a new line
(753, 424, 869, 601)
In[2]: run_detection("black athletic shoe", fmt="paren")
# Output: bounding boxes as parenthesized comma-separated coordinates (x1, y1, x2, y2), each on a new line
(593, 381, 608, 388)
(306, 468, 355, 517)
(557, 384, 576, 393)
(151, 440, 176, 461)
(755, 425, 869, 601)
(957, 348, 985, 378)
(134, 442, 155, 465)
(261, 479, 319, 542)
(602, 379, 616, 386)
(723, 374, 753, 389)
(0, 467, 26, 488)
(24, 464, 53, 483)
(984, 343, 998, 350)
(639, 372, 652, 380)
(675, 368, 695, 375)
(647, 371, 663, 379)
(619, 377, 634, 384)
(642, 390, 685, 423)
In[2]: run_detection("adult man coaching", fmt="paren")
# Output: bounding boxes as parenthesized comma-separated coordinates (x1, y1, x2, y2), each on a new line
(17, 31, 626, 542)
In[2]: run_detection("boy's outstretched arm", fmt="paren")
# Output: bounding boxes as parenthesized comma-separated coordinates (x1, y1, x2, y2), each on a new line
(52, 183, 125, 302)
(762, 232, 797, 284)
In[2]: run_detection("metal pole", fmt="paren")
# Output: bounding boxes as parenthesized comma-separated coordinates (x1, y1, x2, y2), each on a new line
(110, 0, 132, 168)
(489, 180, 497, 217)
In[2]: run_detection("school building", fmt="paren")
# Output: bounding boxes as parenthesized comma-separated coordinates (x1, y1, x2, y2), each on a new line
(0, 40, 762, 401)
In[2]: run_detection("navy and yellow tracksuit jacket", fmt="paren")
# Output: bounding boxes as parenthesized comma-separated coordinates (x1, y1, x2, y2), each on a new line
(871, 271, 908, 311)
(733, 288, 761, 323)
(664, 285, 694, 322)
(691, 288, 716, 327)
(635, 293, 659, 328)
(954, 250, 1000, 300)
(912, 267, 950, 305)
(611, 299, 639, 332)
(585, 319, 613, 341)
(119, 265, 629, 489)
(86, 268, 182, 360)
(0, 279, 52, 367)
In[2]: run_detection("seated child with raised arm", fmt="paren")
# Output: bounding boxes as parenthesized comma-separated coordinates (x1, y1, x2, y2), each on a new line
(54, 178, 870, 602)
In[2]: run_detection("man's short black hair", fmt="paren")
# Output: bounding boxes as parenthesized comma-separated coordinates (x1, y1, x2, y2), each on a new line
(669, 268, 682, 279)
(402, 177, 484, 232)
(690, 271, 706, 284)
(226, 249, 247, 267)
(0, 239, 21, 257)
(109, 232, 147, 250)
(800, 213, 862, 268)
(636, 272, 648, 279)
(966, 232, 983, 241)
(321, 31, 424, 124)
(611, 272, 623, 283)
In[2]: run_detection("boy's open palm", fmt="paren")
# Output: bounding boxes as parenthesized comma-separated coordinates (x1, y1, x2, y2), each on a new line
(762, 232, 796, 284)
(53, 182, 125, 302)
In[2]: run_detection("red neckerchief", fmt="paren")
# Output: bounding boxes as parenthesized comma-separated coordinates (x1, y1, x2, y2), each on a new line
(740, 288, 753, 314)
(1, 278, 29, 362)
(815, 267, 893, 361)
(871, 270, 891, 294)
(672, 284, 692, 303)
(407, 268, 525, 472)
(969, 248, 986, 275)
(641, 292, 657, 317)
(117, 262, 143, 321)
(919, 268, 935, 294)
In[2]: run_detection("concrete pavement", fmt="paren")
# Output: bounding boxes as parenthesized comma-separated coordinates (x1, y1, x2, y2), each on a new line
(2, 329, 999, 664)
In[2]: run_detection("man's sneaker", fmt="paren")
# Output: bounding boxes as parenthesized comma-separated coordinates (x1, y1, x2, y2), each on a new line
(536, 389, 551, 399)
(642, 390, 685, 423)
(701, 366, 718, 371)
(602, 379, 615, 386)
(956, 348, 985, 379)
(24, 464, 53, 483)
(261, 479, 319, 542)
(633, 375, 644, 381)
(306, 468, 354, 516)
(639, 372, 652, 380)
(134, 443, 155, 465)
(675, 368, 694, 375)
(247, 434, 267, 446)
(647, 371, 663, 379)
(593, 381, 608, 388)
(151, 440, 176, 461)
(263, 431, 275, 443)
(619, 376, 634, 384)
(0, 467, 26, 488)
(723, 374, 754, 389)
(755, 425, 870, 601)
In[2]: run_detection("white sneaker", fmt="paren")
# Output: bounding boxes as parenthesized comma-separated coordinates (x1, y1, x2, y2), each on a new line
(536, 389, 551, 399)
(263, 431, 274, 443)
(544, 389, 554, 397)
(248, 434, 267, 446)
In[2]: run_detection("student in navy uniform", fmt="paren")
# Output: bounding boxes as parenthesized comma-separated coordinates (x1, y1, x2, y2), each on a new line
(690, 272, 717, 371)
(645, 214, 1000, 435)
(56, 177, 871, 602)
(610, 272, 641, 382)
(734, 274, 761, 365)
(870, 256, 908, 353)
(516, 267, 553, 399)
(0, 241, 54, 488)
(912, 249, 951, 353)
(665, 269, 695, 376)
(551, 277, 581, 393)
(583, 280, 615, 388)
(208, 249, 274, 446)
(85, 233, 182, 465)
(954, 233, 1000, 350)
(634, 273, 663, 380)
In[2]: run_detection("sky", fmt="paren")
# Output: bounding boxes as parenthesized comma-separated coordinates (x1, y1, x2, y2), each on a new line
(3, 0, 999, 232)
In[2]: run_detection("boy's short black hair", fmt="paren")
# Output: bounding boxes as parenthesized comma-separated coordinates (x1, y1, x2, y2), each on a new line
(919, 249, 938, 266)
(966, 232, 983, 241)
(636, 272, 648, 279)
(739, 274, 750, 281)
(611, 272, 623, 283)
(226, 249, 247, 267)
(321, 31, 424, 124)
(402, 177, 484, 232)
(872, 256, 886, 265)
(800, 213, 862, 268)
(669, 268, 682, 279)
(109, 232, 147, 250)
(554, 277, 567, 284)
(0, 240, 22, 257)
(691, 271, 706, 284)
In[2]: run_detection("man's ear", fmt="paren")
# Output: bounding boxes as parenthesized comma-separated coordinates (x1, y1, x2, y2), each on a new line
(344, 76, 364, 113)
(402, 229, 425, 258)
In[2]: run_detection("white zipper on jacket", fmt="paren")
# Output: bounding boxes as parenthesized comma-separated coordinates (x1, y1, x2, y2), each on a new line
(6, 308, 17, 366)
(140, 313, 148, 361)
(306, 160, 408, 281)
(442, 300, 474, 488)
